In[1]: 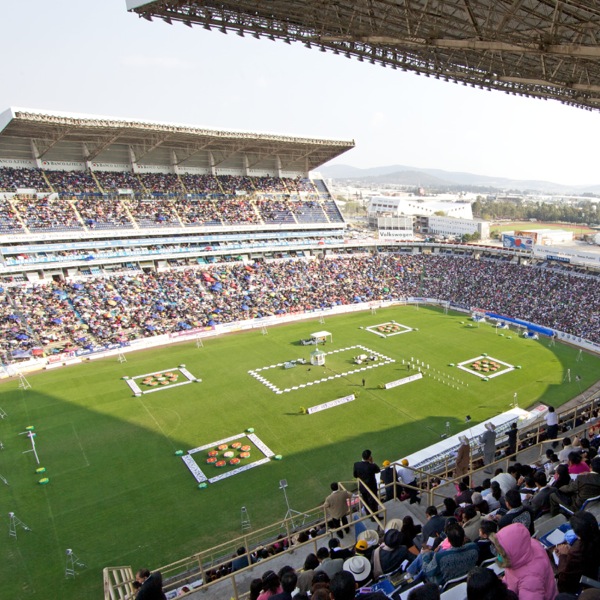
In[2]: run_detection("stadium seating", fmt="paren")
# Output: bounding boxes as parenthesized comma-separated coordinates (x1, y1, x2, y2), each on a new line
(1, 253, 600, 364)
(0, 168, 339, 233)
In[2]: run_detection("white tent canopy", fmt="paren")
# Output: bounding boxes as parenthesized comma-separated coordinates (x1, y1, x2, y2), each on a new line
(310, 331, 332, 343)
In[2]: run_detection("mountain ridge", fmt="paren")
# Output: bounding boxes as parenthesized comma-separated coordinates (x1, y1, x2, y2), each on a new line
(318, 163, 600, 194)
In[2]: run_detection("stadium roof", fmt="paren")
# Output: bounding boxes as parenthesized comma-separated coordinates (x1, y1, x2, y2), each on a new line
(126, 1, 600, 111)
(0, 107, 354, 173)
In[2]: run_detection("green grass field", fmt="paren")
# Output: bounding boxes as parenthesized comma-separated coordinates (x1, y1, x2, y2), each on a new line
(1, 305, 599, 599)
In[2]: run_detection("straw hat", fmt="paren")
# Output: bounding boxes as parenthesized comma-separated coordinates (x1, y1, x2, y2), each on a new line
(358, 529, 380, 547)
(343, 555, 372, 583)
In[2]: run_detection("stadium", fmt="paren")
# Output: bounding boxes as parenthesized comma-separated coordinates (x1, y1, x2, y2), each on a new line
(1, 106, 600, 600)
(1, 3, 600, 600)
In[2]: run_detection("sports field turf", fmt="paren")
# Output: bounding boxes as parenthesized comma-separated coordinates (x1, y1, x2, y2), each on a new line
(1, 305, 599, 599)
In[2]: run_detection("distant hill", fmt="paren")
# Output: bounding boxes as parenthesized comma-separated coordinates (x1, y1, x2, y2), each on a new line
(319, 163, 600, 194)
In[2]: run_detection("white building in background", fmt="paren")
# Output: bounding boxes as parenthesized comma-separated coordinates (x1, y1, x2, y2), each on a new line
(367, 195, 473, 219)
(376, 216, 415, 241)
(428, 216, 490, 239)
(516, 229, 574, 245)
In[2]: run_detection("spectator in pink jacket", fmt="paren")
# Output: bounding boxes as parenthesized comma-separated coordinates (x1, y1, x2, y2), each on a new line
(491, 523, 557, 600)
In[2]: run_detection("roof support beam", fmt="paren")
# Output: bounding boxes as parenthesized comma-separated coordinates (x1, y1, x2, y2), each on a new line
(85, 132, 124, 161)
(33, 128, 72, 159)
(132, 133, 171, 161)
(173, 141, 213, 165)
(320, 35, 600, 59)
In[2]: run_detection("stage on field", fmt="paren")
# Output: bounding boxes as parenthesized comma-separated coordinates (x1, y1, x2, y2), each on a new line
(248, 345, 395, 394)
(366, 320, 412, 338)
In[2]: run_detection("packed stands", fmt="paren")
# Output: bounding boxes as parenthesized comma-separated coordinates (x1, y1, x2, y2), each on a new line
(0, 168, 342, 233)
(1, 253, 600, 365)
(0, 167, 49, 192)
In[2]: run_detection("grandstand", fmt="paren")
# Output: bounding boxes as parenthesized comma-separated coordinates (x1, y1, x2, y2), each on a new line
(0, 107, 356, 361)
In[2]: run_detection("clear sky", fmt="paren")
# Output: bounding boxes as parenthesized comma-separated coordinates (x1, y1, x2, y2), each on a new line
(2, 0, 599, 185)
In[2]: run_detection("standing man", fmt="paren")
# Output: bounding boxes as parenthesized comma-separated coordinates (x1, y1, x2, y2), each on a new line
(455, 436, 471, 481)
(324, 482, 353, 538)
(135, 569, 166, 600)
(380, 460, 399, 501)
(480, 423, 497, 473)
(506, 422, 518, 461)
(353, 449, 380, 517)
(545, 406, 559, 448)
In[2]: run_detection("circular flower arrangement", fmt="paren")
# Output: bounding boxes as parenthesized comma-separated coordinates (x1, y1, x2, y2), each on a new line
(141, 372, 180, 387)
(223, 451, 234, 458)
(206, 457, 217, 464)
(470, 359, 500, 373)
(231, 442, 242, 449)
(215, 460, 226, 468)
(217, 444, 228, 451)
(229, 458, 241, 465)
(241, 445, 251, 452)
(239, 451, 251, 459)
(207, 450, 218, 457)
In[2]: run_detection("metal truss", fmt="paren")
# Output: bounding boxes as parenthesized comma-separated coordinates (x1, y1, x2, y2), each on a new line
(128, 1, 600, 111)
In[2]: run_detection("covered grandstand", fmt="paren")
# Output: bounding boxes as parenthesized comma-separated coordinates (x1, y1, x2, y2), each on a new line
(0, 107, 353, 268)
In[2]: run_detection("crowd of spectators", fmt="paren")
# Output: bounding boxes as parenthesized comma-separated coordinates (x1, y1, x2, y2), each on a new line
(94, 170, 144, 192)
(0, 197, 24, 232)
(255, 198, 297, 224)
(0, 168, 338, 231)
(177, 196, 222, 226)
(0, 168, 321, 197)
(218, 196, 262, 225)
(1, 253, 600, 363)
(124, 197, 180, 227)
(208, 428, 600, 600)
(44, 170, 98, 194)
(0, 167, 49, 191)
(137, 172, 183, 194)
(74, 195, 133, 229)
(12, 195, 83, 231)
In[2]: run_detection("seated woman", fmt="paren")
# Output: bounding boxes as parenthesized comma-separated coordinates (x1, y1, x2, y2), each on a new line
(440, 497, 458, 517)
(555, 511, 600, 595)
(400, 515, 421, 547)
(567, 451, 591, 475)
(491, 523, 557, 600)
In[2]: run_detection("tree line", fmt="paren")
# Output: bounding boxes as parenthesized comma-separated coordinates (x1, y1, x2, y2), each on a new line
(472, 197, 599, 225)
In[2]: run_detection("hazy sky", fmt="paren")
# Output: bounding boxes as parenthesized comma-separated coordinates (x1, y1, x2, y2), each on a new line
(2, 0, 599, 185)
